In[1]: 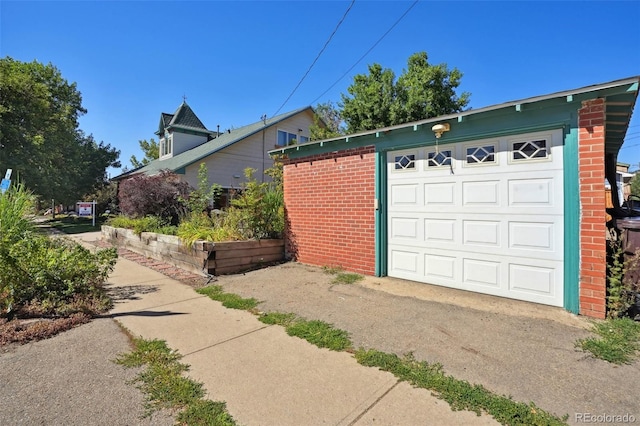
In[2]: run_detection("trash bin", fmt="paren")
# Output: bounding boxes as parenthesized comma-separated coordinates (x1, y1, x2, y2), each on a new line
(615, 217, 640, 318)
(616, 217, 640, 255)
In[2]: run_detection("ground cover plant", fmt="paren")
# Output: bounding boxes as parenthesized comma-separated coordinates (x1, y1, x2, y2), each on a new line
(115, 337, 236, 425)
(576, 318, 640, 364)
(0, 184, 117, 345)
(45, 214, 103, 234)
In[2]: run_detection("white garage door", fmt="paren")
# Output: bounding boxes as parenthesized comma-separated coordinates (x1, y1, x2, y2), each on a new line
(387, 129, 564, 307)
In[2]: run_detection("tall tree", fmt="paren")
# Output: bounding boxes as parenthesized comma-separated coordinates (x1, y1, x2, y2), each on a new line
(340, 63, 396, 133)
(0, 57, 120, 204)
(310, 101, 345, 141)
(130, 138, 159, 168)
(340, 52, 470, 133)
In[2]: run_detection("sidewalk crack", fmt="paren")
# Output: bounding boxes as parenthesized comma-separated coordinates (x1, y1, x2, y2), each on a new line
(182, 325, 270, 357)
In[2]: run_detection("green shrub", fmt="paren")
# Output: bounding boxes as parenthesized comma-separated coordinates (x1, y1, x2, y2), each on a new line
(0, 234, 117, 317)
(106, 215, 177, 236)
(176, 213, 241, 246)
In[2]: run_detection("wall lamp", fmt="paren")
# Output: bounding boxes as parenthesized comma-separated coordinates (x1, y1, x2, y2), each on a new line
(431, 123, 450, 139)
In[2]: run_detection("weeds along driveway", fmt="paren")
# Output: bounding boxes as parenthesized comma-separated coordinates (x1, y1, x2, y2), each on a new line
(215, 262, 640, 426)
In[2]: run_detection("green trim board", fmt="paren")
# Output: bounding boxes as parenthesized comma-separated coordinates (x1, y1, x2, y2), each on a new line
(563, 127, 580, 313)
(374, 150, 387, 277)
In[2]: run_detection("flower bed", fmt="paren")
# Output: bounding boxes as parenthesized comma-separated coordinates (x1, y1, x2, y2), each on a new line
(101, 225, 284, 276)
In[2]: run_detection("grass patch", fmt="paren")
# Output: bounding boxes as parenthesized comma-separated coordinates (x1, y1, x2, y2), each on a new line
(258, 312, 297, 326)
(286, 319, 352, 351)
(45, 215, 102, 234)
(322, 265, 344, 275)
(576, 318, 640, 364)
(321, 265, 364, 284)
(355, 349, 568, 425)
(115, 337, 236, 424)
(332, 272, 363, 285)
(197, 285, 258, 311)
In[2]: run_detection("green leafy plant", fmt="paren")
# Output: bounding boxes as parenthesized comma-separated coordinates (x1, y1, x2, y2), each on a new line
(286, 319, 352, 351)
(181, 163, 222, 216)
(115, 337, 236, 423)
(197, 285, 258, 311)
(106, 215, 177, 236)
(258, 312, 298, 326)
(576, 318, 640, 364)
(228, 167, 284, 239)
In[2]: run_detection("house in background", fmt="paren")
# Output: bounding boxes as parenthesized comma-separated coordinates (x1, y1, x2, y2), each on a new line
(115, 101, 316, 206)
(272, 76, 639, 319)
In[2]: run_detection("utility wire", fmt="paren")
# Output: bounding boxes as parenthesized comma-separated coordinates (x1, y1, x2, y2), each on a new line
(310, 0, 420, 105)
(272, 0, 356, 117)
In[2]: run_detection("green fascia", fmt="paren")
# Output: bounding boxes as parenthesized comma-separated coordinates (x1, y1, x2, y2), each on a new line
(375, 150, 387, 276)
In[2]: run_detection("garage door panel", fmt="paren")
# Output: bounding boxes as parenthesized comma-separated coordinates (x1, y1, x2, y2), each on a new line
(424, 219, 456, 243)
(424, 182, 456, 205)
(424, 254, 457, 281)
(462, 220, 501, 247)
(390, 249, 419, 274)
(463, 258, 501, 288)
(387, 129, 564, 307)
(390, 183, 419, 206)
(462, 180, 500, 205)
(390, 217, 419, 240)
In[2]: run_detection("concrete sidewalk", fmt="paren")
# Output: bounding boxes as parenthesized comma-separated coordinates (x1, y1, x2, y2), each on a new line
(103, 250, 498, 425)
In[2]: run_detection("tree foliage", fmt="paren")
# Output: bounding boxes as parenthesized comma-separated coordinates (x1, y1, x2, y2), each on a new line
(130, 138, 159, 169)
(0, 57, 120, 204)
(629, 173, 640, 197)
(310, 101, 345, 141)
(117, 170, 189, 224)
(340, 52, 470, 133)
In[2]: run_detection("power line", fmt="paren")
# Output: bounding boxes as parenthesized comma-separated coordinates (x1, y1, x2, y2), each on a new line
(272, 0, 356, 117)
(310, 0, 420, 106)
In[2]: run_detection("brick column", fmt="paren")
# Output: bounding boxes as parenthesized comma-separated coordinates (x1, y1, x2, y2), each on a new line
(578, 98, 607, 318)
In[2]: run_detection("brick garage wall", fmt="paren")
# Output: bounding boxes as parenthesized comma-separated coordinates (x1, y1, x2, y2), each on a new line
(283, 146, 376, 275)
(578, 98, 607, 319)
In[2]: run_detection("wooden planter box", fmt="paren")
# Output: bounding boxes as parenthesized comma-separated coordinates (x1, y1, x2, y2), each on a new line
(101, 225, 284, 276)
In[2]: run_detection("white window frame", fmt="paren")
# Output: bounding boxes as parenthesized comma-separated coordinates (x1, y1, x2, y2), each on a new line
(508, 136, 552, 164)
(425, 148, 454, 170)
(463, 141, 498, 168)
(277, 129, 304, 147)
(391, 152, 418, 173)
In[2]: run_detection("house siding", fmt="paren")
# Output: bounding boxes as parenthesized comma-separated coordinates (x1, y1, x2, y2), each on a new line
(283, 146, 376, 275)
(578, 98, 607, 319)
(183, 111, 315, 189)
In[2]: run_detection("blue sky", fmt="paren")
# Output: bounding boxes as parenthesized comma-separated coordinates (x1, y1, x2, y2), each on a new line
(2, 1, 639, 176)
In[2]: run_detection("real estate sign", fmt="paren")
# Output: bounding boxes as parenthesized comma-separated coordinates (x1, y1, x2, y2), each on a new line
(77, 202, 93, 217)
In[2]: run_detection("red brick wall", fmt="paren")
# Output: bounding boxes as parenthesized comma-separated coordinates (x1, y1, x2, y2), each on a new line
(578, 98, 607, 319)
(283, 146, 376, 275)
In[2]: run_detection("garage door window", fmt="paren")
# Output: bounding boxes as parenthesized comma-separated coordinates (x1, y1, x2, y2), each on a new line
(466, 145, 496, 165)
(427, 150, 452, 167)
(512, 140, 548, 161)
(394, 154, 416, 171)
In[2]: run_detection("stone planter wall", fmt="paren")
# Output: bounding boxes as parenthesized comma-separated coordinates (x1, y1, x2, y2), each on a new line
(101, 225, 284, 276)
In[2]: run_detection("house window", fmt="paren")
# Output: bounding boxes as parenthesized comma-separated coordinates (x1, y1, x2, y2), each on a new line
(427, 150, 452, 167)
(466, 145, 495, 164)
(394, 154, 416, 170)
(277, 130, 302, 146)
(512, 139, 547, 161)
(160, 132, 173, 157)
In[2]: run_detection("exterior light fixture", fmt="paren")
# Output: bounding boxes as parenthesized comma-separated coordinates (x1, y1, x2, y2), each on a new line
(431, 123, 450, 139)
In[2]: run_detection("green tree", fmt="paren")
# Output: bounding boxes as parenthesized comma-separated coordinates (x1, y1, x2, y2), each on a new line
(310, 101, 345, 141)
(340, 63, 396, 133)
(130, 138, 159, 169)
(340, 52, 470, 133)
(0, 57, 120, 204)
(630, 173, 640, 197)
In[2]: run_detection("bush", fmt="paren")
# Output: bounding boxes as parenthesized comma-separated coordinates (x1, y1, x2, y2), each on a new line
(0, 235, 117, 317)
(107, 215, 178, 236)
(227, 167, 284, 239)
(118, 170, 189, 224)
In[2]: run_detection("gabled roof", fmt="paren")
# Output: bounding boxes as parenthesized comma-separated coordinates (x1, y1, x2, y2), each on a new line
(115, 106, 313, 181)
(156, 101, 209, 136)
